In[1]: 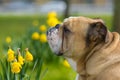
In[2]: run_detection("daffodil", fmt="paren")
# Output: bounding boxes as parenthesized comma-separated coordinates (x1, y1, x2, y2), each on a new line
(8, 48, 14, 55)
(39, 25, 47, 32)
(11, 61, 22, 74)
(17, 48, 24, 65)
(47, 17, 60, 27)
(39, 34, 47, 43)
(8, 54, 15, 62)
(6, 36, 12, 43)
(32, 20, 39, 26)
(7, 48, 15, 62)
(47, 11, 57, 18)
(18, 55, 24, 65)
(31, 32, 40, 40)
(25, 48, 33, 61)
(63, 60, 70, 68)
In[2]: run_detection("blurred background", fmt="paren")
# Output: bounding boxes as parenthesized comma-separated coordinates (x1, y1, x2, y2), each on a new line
(0, 0, 117, 43)
(0, 0, 120, 80)
(0, 0, 113, 15)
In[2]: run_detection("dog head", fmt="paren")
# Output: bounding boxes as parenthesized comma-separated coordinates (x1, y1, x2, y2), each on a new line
(47, 16, 108, 59)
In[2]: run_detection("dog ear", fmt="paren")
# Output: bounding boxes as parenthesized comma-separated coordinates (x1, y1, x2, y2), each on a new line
(87, 22, 108, 46)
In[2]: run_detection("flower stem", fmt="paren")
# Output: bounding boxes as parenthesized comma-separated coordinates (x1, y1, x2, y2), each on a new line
(15, 74, 18, 80)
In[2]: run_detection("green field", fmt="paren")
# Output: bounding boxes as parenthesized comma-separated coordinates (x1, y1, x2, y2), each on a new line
(0, 15, 113, 40)
(0, 15, 113, 80)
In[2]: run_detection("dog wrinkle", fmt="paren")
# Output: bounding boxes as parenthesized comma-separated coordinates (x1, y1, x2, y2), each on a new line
(86, 32, 120, 75)
(64, 17, 77, 22)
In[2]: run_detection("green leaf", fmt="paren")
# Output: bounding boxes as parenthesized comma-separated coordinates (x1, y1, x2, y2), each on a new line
(40, 68, 48, 80)
(29, 59, 38, 80)
(0, 58, 7, 80)
(35, 59, 43, 80)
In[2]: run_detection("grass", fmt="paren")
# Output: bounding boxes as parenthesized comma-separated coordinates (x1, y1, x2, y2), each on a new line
(0, 15, 43, 52)
(0, 15, 113, 80)
(0, 16, 33, 36)
(33, 62, 77, 80)
(0, 15, 113, 38)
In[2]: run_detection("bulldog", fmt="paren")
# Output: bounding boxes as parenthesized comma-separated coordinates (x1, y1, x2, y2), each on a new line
(47, 16, 120, 80)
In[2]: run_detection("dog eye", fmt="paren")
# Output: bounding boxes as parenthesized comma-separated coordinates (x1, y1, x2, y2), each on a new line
(64, 27, 71, 33)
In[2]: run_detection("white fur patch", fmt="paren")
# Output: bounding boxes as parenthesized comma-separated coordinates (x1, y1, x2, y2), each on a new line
(66, 58, 77, 71)
(47, 28, 62, 54)
(75, 74, 79, 80)
(66, 58, 80, 80)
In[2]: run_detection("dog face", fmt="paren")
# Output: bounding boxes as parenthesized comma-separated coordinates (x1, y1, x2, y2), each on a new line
(47, 16, 107, 59)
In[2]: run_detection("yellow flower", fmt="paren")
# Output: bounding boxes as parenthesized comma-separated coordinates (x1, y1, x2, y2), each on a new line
(47, 17, 60, 27)
(32, 20, 39, 26)
(6, 36, 12, 43)
(39, 25, 47, 32)
(7, 48, 15, 62)
(47, 11, 57, 18)
(31, 32, 40, 40)
(25, 48, 33, 61)
(8, 48, 14, 55)
(8, 54, 15, 62)
(39, 34, 47, 43)
(18, 55, 24, 65)
(11, 61, 22, 74)
(63, 60, 70, 68)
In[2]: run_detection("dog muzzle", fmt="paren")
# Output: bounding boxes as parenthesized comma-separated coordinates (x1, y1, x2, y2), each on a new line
(47, 24, 63, 56)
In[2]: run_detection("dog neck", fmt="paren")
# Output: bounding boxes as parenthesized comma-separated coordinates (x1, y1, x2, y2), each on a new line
(66, 31, 120, 79)
(85, 31, 120, 76)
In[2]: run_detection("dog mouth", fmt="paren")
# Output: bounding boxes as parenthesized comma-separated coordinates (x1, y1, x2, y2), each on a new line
(47, 24, 63, 56)
(56, 52, 63, 56)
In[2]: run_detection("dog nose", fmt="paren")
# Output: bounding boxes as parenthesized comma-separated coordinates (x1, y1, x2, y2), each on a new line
(47, 24, 60, 35)
(46, 28, 55, 35)
(55, 24, 60, 29)
(46, 30, 49, 35)
(47, 28, 52, 35)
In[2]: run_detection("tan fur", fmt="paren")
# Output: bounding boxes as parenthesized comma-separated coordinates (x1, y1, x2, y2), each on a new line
(61, 17, 120, 80)
(48, 16, 120, 80)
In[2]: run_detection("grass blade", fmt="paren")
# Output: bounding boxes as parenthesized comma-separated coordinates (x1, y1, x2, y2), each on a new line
(29, 59, 38, 80)
(40, 68, 48, 80)
(35, 59, 43, 80)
